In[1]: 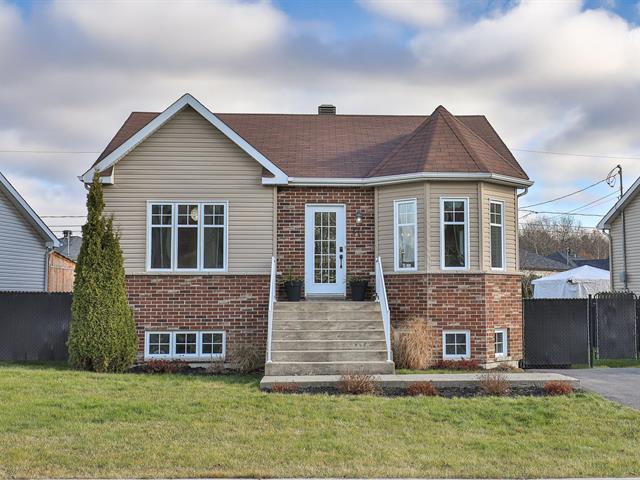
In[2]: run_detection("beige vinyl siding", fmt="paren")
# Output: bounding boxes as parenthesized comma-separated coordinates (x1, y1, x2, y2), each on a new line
(429, 182, 480, 272)
(610, 192, 640, 292)
(0, 187, 47, 291)
(481, 183, 518, 272)
(102, 106, 274, 275)
(376, 182, 426, 273)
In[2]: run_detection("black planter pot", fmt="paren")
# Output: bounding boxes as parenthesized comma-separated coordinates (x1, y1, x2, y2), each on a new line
(350, 280, 368, 301)
(284, 280, 303, 302)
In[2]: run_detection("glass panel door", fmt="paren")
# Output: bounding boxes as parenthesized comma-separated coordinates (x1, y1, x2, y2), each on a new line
(305, 205, 346, 296)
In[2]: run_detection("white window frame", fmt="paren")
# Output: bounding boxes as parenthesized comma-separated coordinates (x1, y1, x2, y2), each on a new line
(440, 197, 470, 271)
(442, 330, 471, 360)
(494, 328, 508, 358)
(145, 331, 172, 359)
(393, 198, 418, 272)
(146, 201, 228, 273)
(144, 330, 226, 361)
(489, 200, 506, 271)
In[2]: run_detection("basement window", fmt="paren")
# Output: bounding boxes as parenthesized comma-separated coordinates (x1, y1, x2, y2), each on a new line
(144, 331, 226, 360)
(494, 329, 508, 358)
(442, 330, 470, 360)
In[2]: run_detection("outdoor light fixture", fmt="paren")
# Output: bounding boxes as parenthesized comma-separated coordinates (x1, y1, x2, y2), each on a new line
(355, 209, 363, 224)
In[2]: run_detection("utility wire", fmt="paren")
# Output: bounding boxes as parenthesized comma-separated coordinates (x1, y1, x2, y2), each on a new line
(520, 178, 610, 209)
(0, 149, 99, 154)
(512, 148, 640, 161)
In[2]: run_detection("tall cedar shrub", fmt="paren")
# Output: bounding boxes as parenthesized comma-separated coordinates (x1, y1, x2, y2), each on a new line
(68, 174, 137, 372)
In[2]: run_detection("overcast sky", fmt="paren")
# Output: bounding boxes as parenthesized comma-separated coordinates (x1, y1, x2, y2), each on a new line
(1, 0, 640, 236)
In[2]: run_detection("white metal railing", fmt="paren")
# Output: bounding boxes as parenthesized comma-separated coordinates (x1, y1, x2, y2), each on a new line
(375, 256, 393, 363)
(266, 256, 277, 363)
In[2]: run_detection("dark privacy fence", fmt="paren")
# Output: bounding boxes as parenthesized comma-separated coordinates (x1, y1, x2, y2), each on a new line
(523, 292, 639, 368)
(523, 299, 591, 367)
(0, 292, 72, 361)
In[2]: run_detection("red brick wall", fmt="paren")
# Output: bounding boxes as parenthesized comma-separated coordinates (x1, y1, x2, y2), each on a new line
(385, 273, 522, 363)
(276, 186, 375, 299)
(126, 275, 269, 359)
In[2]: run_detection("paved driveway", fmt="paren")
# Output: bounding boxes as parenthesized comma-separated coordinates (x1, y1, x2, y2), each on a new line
(538, 368, 640, 409)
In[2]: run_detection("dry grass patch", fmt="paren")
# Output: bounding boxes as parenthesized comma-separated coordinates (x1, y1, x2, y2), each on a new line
(337, 373, 381, 395)
(393, 318, 432, 370)
(478, 371, 511, 396)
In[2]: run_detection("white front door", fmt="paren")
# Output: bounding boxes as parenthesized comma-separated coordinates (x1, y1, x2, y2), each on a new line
(305, 205, 346, 296)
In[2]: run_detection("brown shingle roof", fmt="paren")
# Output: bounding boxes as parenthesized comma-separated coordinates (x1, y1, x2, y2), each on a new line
(92, 105, 528, 181)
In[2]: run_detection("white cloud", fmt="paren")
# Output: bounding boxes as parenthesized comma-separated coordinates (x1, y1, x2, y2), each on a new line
(50, 0, 288, 63)
(358, 0, 453, 28)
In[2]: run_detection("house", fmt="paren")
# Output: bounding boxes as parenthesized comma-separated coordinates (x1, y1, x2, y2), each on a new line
(55, 230, 82, 262)
(47, 230, 81, 292)
(598, 176, 640, 292)
(80, 93, 531, 373)
(546, 250, 609, 271)
(0, 171, 61, 291)
(520, 248, 570, 276)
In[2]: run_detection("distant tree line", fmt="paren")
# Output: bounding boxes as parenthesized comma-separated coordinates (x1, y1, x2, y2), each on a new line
(519, 215, 609, 259)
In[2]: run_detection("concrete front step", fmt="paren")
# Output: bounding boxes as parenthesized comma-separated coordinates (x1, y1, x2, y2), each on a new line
(275, 301, 379, 312)
(271, 349, 388, 362)
(274, 310, 382, 321)
(273, 319, 382, 331)
(265, 360, 395, 376)
(272, 339, 387, 351)
(272, 329, 386, 341)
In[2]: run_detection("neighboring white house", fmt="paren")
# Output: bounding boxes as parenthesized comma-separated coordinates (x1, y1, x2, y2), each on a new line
(532, 265, 610, 298)
(598, 176, 640, 293)
(0, 172, 61, 291)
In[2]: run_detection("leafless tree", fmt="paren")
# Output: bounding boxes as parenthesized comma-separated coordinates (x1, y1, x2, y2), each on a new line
(519, 215, 609, 259)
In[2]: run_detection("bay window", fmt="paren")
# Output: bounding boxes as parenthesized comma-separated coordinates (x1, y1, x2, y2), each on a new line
(490, 201, 505, 270)
(147, 202, 227, 272)
(441, 198, 468, 269)
(394, 199, 417, 271)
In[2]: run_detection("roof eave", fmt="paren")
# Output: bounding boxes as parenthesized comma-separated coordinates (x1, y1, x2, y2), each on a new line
(285, 172, 533, 188)
(597, 175, 640, 229)
(0, 172, 61, 247)
(81, 93, 288, 185)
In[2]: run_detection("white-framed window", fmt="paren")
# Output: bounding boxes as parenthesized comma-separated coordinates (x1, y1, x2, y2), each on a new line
(144, 331, 226, 360)
(393, 199, 418, 271)
(440, 198, 469, 270)
(494, 328, 508, 358)
(147, 201, 228, 272)
(442, 330, 471, 359)
(490, 200, 505, 270)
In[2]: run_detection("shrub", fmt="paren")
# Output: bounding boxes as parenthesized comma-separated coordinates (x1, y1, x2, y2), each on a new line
(544, 381, 573, 396)
(142, 360, 190, 374)
(271, 383, 300, 394)
(479, 371, 511, 396)
(394, 318, 431, 370)
(432, 359, 481, 371)
(229, 343, 264, 373)
(337, 373, 381, 395)
(206, 361, 225, 375)
(406, 382, 439, 397)
(68, 174, 137, 372)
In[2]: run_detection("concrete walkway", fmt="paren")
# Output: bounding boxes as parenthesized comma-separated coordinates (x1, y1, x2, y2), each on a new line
(261, 372, 578, 390)
(536, 368, 640, 409)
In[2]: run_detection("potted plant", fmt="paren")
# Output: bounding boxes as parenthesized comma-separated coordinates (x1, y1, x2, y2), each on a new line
(349, 275, 369, 301)
(283, 269, 303, 302)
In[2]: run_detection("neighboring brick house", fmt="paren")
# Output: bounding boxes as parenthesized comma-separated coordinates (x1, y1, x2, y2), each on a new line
(81, 94, 532, 371)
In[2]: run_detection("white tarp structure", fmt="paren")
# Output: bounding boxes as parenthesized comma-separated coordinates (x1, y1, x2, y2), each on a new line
(532, 265, 611, 299)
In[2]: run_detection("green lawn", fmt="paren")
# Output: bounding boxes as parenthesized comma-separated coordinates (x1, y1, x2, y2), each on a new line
(1, 363, 640, 478)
